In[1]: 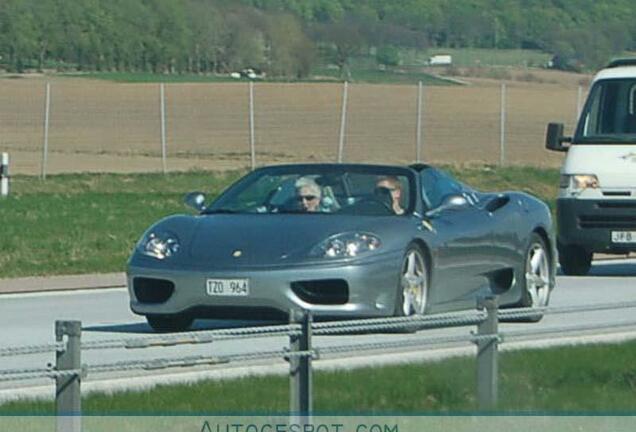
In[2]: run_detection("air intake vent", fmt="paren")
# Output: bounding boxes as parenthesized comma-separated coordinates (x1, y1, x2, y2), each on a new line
(602, 191, 631, 197)
(133, 277, 175, 304)
(291, 279, 349, 305)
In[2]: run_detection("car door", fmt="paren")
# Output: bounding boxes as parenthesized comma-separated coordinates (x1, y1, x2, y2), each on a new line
(420, 168, 498, 310)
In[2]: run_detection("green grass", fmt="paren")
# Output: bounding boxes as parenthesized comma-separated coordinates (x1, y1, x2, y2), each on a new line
(67, 68, 454, 86)
(313, 66, 456, 85)
(2, 341, 636, 413)
(63, 72, 250, 83)
(402, 48, 552, 68)
(0, 165, 558, 279)
(0, 171, 243, 279)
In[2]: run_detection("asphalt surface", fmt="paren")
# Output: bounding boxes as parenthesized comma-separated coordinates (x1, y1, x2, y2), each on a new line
(1, 259, 635, 401)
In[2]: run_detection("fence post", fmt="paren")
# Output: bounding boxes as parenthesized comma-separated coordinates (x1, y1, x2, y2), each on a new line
(337, 81, 349, 163)
(499, 83, 506, 166)
(1, 152, 9, 197)
(56, 320, 82, 432)
(415, 81, 423, 163)
(41, 81, 51, 180)
(576, 85, 583, 121)
(159, 83, 167, 174)
(476, 296, 499, 410)
(249, 81, 256, 170)
(289, 309, 313, 419)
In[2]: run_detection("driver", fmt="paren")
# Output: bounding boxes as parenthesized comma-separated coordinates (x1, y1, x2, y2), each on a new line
(295, 177, 322, 212)
(375, 176, 404, 215)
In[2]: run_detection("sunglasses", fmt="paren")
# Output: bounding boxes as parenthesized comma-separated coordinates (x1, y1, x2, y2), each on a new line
(298, 195, 318, 202)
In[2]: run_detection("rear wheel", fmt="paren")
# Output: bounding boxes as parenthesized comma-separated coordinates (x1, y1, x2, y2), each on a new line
(146, 314, 194, 333)
(395, 245, 428, 316)
(558, 243, 592, 276)
(516, 234, 552, 322)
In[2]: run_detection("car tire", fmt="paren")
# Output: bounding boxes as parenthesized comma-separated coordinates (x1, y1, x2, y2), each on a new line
(146, 314, 194, 333)
(394, 244, 428, 317)
(514, 233, 553, 322)
(558, 242, 592, 276)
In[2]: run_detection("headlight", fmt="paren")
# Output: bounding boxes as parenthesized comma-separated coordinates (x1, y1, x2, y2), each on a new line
(139, 231, 180, 260)
(310, 232, 381, 258)
(560, 174, 600, 190)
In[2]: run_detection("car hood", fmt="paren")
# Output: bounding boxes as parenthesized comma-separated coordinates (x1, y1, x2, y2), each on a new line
(149, 213, 411, 268)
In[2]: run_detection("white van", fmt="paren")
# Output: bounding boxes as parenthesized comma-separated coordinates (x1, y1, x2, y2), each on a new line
(546, 58, 636, 275)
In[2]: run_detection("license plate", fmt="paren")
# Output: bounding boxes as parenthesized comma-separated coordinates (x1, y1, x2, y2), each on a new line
(206, 279, 249, 296)
(611, 231, 636, 243)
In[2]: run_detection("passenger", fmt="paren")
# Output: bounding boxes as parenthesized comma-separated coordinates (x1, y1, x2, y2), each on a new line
(295, 177, 322, 212)
(376, 176, 405, 215)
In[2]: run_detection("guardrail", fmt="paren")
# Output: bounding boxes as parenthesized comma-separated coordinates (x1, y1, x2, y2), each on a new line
(3, 297, 636, 432)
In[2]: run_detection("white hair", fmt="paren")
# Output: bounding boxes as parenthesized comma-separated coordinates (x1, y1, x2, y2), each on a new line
(295, 177, 321, 196)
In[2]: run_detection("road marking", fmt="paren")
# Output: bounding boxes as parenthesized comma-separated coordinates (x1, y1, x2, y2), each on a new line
(0, 286, 127, 300)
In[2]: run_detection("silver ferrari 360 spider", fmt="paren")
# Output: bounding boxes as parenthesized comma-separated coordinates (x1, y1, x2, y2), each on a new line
(127, 163, 555, 332)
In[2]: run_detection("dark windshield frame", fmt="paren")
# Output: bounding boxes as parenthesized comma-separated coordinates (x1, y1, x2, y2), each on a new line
(574, 78, 636, 145)
(205, 164, 418, 216)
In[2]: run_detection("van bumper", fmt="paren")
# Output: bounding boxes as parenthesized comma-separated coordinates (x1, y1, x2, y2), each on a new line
(557, 198, 636, 253)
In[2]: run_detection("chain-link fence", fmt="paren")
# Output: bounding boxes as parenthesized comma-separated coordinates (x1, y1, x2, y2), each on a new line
(0, 79, 584, 176)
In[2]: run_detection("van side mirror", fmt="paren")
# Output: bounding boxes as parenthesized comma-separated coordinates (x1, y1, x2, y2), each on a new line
(545, 122, 572, 152)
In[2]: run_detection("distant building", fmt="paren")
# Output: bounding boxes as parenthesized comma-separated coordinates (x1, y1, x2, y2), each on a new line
(429, 55, 452, 66)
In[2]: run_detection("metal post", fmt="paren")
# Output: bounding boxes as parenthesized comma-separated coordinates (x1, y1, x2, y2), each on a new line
(41, 82, 51, 180)
(289, 309, 313, 419)
(249, 81, 256, 170)
(337, 81, 348, 163)
(576, 85, 583, 121)
(56, 320, 82, 432)
(1, 152, 9, 197)
(499, 83, 506, 166)
(476, 296, 498, 410)
(160, 83, 167, 174)
(415, 81, 423, 163)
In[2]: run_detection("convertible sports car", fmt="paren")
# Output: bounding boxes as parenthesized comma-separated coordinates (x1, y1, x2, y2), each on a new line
(127, 163, 556, 332)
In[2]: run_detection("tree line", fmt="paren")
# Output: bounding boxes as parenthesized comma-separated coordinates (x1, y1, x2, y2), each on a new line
(1, 0, 635, 75)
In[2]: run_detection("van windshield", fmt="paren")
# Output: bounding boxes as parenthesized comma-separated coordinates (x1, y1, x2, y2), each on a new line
(575, 79, 636, 144)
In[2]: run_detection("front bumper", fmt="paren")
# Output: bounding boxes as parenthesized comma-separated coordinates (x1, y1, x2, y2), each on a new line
(557, 198, 636, 253)
(127, 251, 404, 319)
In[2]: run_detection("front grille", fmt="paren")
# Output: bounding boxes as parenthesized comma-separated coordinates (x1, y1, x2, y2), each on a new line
(597, 201, 636, 209)
(579, 215, 636, 229)
(133, 277, 175, 304)
(291, 279, 349, 305)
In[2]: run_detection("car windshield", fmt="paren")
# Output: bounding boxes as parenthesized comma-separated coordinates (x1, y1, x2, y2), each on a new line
(205, 165, 414, 216)
(576, 78, 636, 144)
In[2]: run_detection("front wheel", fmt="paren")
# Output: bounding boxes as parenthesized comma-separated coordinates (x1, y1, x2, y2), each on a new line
(395, 245, 428, 316)
(558, 243, 592, 276)
(146, 313, 194, 333)
(516, 234, 553, 322)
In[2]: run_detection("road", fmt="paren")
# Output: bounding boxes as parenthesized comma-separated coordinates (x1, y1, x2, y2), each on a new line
(1, 259, 636, 401)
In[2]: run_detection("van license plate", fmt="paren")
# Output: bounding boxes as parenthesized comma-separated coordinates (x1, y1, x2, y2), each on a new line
(611, 231, 636, 243)
(206, 279, 249, 296)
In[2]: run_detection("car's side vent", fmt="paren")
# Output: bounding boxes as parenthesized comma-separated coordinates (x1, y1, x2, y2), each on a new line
(133, 277, 175, 304)
(291, 279, 349, 305)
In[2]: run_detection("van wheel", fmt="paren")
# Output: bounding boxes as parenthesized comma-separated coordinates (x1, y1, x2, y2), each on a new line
(558, 243, 592, 276)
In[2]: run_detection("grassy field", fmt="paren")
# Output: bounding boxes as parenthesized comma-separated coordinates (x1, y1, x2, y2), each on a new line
(2, 340, 636, 413)
(402, 48, 552, 68)
(71, 68, 454, 86)
(0, 166, 558, 279)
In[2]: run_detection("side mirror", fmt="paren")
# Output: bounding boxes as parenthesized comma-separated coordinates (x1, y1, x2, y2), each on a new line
(184, 192, 207, 212)
(425, 194, 469, 218)
(545, 122, 572, 152)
